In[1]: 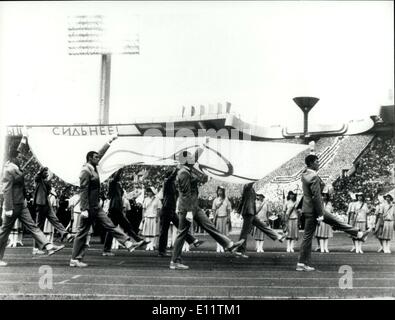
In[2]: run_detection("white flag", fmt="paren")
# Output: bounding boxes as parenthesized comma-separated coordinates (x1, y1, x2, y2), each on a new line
(27, 128, 309, 186)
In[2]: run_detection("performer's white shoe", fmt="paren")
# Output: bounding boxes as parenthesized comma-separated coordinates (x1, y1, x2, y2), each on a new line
(296, 263, 315, 272)
(70, 259, 88, 268)
(32, 248, 46, 255)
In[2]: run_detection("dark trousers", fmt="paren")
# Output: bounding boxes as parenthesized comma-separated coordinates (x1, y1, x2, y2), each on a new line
(158, 207, 197, 254)
(171, 208, 232, 263)
(0, 204, 49, 259)
(128, 209, 142, 235)
(71, 207, 130, 260)
(34, 204, 69, 248)
(298, 211, 361, 265)
(103, 208, 143, 252)
(238, 215, 280, 253)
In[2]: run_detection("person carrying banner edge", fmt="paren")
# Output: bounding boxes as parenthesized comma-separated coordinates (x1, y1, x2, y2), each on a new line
(170, 150, 245, 270)
(102, 168, 148, 256)
(0, 137, 64, 267)
(69, 134, 144, 267)
(157, 165, 204, 257)
(31, 166, 75, 255)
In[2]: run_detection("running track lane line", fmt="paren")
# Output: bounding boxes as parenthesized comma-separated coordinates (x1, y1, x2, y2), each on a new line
(1, 273, 395, 281)
(57, 275, 81, 285)
(1, 281, 395, 290)
(0, 293, 393, 299)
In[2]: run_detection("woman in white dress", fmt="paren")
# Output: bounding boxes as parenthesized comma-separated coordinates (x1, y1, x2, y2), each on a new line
(212, 186, 232, 253)
(67, 193, 93, 247)
(314, 192, 333, 253)
(381, 194, 394, 254)
(283, 191, 299, 253)
(352, 193, 369, 254)
(346, 197, 357, 252)
(141, 187, 161, 251)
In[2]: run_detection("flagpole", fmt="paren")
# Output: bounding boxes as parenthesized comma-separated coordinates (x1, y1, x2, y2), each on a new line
(21, 155, 34, 170)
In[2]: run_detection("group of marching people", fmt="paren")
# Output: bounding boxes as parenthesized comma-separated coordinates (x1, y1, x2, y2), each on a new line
(0, 133, 393, 271)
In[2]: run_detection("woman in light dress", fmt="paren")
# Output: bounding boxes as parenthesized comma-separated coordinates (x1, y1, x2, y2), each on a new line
(380, 194, 394, 254)
(283, 191, 300, 253)
(346, 197, 358, 252)
(212, 186, 232, 253)
(314, 192, 333, 253)
(352, 193, 369, 254)
(141, 187, 161, 251)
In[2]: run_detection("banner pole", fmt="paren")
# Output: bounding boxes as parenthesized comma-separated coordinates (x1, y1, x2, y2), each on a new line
(22, 155, 34, 170)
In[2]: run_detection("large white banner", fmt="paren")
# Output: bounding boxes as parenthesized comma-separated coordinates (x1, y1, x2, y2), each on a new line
(27, 128, 309, 186)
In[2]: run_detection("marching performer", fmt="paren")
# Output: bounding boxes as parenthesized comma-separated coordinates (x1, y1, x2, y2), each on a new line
(170, 151, 244, 270)
(157, 167, 203, 257)
(253, 193, 269, 253)
(296, 155, 370, 272)
(234, 183, 285, 259)
(69, 136, 143, 268)
(43, 190, 59, 245)
(102, 169, 147, 256)
(1, 141, 64, 267)
(32, 167, 74, 254)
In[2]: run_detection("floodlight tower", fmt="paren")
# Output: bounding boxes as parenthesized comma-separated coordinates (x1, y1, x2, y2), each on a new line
(293, 96, 319, 139)
(68, 14, 139, 124)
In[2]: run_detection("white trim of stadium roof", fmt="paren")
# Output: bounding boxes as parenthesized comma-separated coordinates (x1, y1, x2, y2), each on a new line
(5, 112, 380, 140)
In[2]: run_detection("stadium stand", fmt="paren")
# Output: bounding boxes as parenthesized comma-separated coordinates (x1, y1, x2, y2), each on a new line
(319, 134, 375, 179)
(331, 134, 395, 213)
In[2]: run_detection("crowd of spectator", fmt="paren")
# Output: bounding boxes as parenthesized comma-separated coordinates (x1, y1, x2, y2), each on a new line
(332, 135, 395, 213)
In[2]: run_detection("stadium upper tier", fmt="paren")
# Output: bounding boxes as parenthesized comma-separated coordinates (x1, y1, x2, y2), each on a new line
(6, 108, 389, 140)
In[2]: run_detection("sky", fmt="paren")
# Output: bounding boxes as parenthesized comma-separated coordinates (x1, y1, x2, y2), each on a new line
(0, 1, 393, 128)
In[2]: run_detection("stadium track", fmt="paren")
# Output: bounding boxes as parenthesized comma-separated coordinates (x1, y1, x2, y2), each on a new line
(0, 233, 394, 300)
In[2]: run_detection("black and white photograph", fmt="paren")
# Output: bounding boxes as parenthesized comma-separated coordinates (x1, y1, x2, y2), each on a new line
(0, 0, 394, 303)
